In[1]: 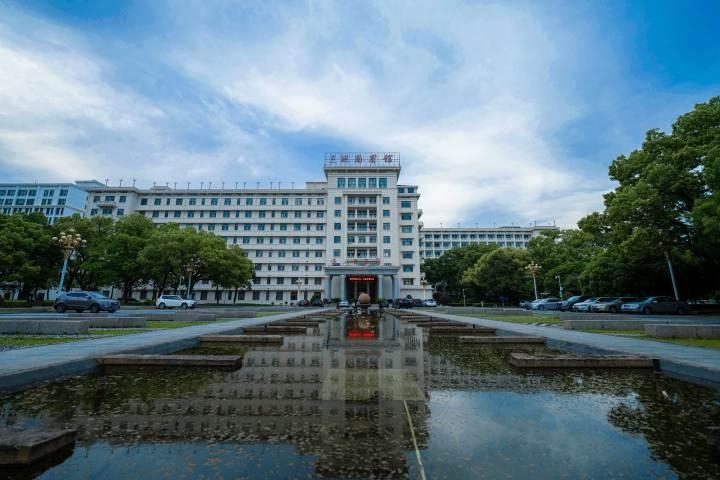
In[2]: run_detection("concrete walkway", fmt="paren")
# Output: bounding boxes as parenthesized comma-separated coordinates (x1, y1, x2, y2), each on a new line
(0, 309, 323, 394)
(425, 310, 720, 388)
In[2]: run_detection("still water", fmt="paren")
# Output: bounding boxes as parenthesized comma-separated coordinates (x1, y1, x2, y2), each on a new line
(1, 312, 719, 479)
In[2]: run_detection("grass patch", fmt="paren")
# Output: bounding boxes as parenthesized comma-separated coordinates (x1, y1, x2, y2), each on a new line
(460, 313, 562, 325)
(256, 311, 283, 318)
(577, 329, 720, 349)
(0, 336, 87, 347)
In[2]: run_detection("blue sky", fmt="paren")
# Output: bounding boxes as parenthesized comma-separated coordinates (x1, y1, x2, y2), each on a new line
(0, 1, 718, 227)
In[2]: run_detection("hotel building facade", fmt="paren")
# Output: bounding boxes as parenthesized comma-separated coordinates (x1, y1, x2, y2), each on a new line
(3, 154, 556, 304)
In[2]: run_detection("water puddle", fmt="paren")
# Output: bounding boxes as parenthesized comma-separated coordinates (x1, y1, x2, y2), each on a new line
(1, 312, 719, 479)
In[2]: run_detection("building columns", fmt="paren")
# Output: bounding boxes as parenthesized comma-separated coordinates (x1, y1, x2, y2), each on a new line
(339, 274, 346, 301)
(324, 274, 332, 300)
(377, 274, 384, 300)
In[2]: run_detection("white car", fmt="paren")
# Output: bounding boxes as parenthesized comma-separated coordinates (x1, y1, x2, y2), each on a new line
(338, 300, 350, 309)
(423, 299, 438, 307)
(156, 294, 197, 309)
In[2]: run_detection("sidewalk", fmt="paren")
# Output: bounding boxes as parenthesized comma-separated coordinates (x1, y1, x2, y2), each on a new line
(425, 310, 720, 388)
(0, 310, 321, 394)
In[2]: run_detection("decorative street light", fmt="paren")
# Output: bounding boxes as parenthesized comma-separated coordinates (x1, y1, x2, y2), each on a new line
(461, 288, 467, 307)
(525, 262, 541, 300)
(185, 256, 201, 298)
(296, 277, 304, 303)
(420, 279, 428, 301)
(51, 229, 86, 293)
(555, 274, 563, 299)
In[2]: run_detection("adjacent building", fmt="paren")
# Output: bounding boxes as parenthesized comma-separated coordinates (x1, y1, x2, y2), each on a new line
(0, 180, 103, 224)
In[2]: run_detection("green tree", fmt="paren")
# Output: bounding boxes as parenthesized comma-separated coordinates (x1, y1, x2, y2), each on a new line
(92, 214, 155, 300)
(462, 248, 532, 304)
(0, 213, 57, 298)
(422, 243, 498, 300)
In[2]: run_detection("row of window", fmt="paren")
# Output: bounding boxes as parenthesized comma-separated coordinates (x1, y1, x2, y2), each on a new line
(336, 177, 389, 189)
(133, 196, 326, 207)
(252, 250, 325, 257)
(424, 233, 531, 240)
(2, 207, 65, 216)
(0, 188, 68, 197)
(423, 240, 529, 248)
(139, 209, 327, 219)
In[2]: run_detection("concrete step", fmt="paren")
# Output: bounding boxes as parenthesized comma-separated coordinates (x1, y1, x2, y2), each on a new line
(0, 428, 77, 465)
(645, 324, 720, 338)
(429, 327, 496, 335)
(243, 326, 308, 335)
(459, 336, 546, 344)
(199, 335, 284, 345)
(96, 354, 243, 369)
(509, 353, 655, 369)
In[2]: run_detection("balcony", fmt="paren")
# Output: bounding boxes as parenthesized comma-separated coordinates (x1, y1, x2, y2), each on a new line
(417, 208, 423, 218)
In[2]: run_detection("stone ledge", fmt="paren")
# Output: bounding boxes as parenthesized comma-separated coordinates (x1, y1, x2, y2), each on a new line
(199, 335, 284, 345)
(96, 354, 243, 369)
(0, 320, 89, 335)
(645, 324, 720, 338)
(459, 336, 545, 344)
(509, 353, 655, 368)
(0, 428, 77, 465)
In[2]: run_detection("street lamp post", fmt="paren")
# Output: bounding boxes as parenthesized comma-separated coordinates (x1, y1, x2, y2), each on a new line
(525, 262, 541, 300)
(462, 288, 466, 307)
(185, 256, 201, 298)
(421, 279, 428, 301)
(296, 278, 304, 303)
(51, 229, 86, 294)
(555, 274, 563, 299)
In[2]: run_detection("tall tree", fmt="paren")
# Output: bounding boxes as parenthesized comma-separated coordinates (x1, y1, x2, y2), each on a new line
(422, 243, 498, 300)
(462, 248, 532, 304)
(0, 213, 57, 298)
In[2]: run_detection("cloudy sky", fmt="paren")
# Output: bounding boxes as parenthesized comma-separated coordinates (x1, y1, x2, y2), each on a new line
(1, 1, 718, 228)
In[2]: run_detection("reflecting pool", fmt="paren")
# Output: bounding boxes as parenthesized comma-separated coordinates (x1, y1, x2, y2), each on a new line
(1, 312, 719, 479)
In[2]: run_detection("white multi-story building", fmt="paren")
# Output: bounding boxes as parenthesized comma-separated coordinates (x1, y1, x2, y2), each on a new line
(0, 180, 103, 224)
(83, 153, 429, 304)
(420, 225, 557, 258)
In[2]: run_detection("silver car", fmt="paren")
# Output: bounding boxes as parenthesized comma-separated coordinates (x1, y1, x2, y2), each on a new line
(591, 297, 639, 313)
(53, 291, 120, 313)
(530, 297, 563, 310)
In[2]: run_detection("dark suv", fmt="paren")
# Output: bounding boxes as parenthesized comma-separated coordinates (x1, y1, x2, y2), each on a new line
(54, 291, 120, 313)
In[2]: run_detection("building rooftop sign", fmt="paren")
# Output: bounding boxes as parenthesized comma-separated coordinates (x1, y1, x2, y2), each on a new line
(324, 152, 400, 168)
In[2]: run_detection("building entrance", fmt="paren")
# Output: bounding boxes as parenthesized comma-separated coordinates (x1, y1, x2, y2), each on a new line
(346, 275, 377, 301)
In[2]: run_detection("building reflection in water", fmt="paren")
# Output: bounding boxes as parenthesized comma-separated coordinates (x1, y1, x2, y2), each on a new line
(42, 312, 429, 477)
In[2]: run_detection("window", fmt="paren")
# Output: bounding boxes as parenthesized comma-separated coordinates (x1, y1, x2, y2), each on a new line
(334, 196, 342, 205)
(333, 249, 341, 257)
(244, 211, 252, 218)
(59, 189, 68, 197)
(209, 211, 217, 218)
(93, 195, 100, 202)
(187, 211, 195, 218)
(402, 239, 413, 246)
(402, 251, 414, 259)
(398, 188, 405, 194)
(334, 222, 342, 230)
(403, 278, 414, 285)
(383, 236, 391, 244)
(383, 222, 391, 231)
(259, 198, 267, 205)
(347, 178, 356, 188)
(383, 210, 390, 217)
(401, 200, 411, 208)
(368, 178, 377, 188)
(358, 178, 366, 188)
(379, 178, 387, 188)
(140, 198, 147, 205)
(407, 187, 415, 193)
(383, 249, 391, 257)
(334, 236, 341, 243)
(382, 197, 390, 205)
(334, 209, 341, 217)
(90, 208, 98, 215)
(174, 211, 181, 218)
(337, 178, 346, 188)
(295, 197, 302, 205)
(401, 213, 412, 221)
(401, 226, 413, 233)
(246, 197, 253, 205)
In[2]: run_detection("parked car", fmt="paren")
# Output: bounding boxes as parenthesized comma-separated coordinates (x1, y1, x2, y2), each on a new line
(155, 294, 197, 309)
(310, 298, 323, 307)
(297, 299, 310, 307)
(424, 299, 438, 307)
(338, 300, 350, 309)
(412, 298, 424, 307)
(378, 299, 390, 308)
(591, 297, 639, 313)
(54, 291, 120, 313)
(560, 295, 592, 311)
(519, 299, 533, 309)
(530, 297, 563, 310)
(395, 298, 413, 309)
(571, 297, 601, 312)
(621, 296, 690, 315)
